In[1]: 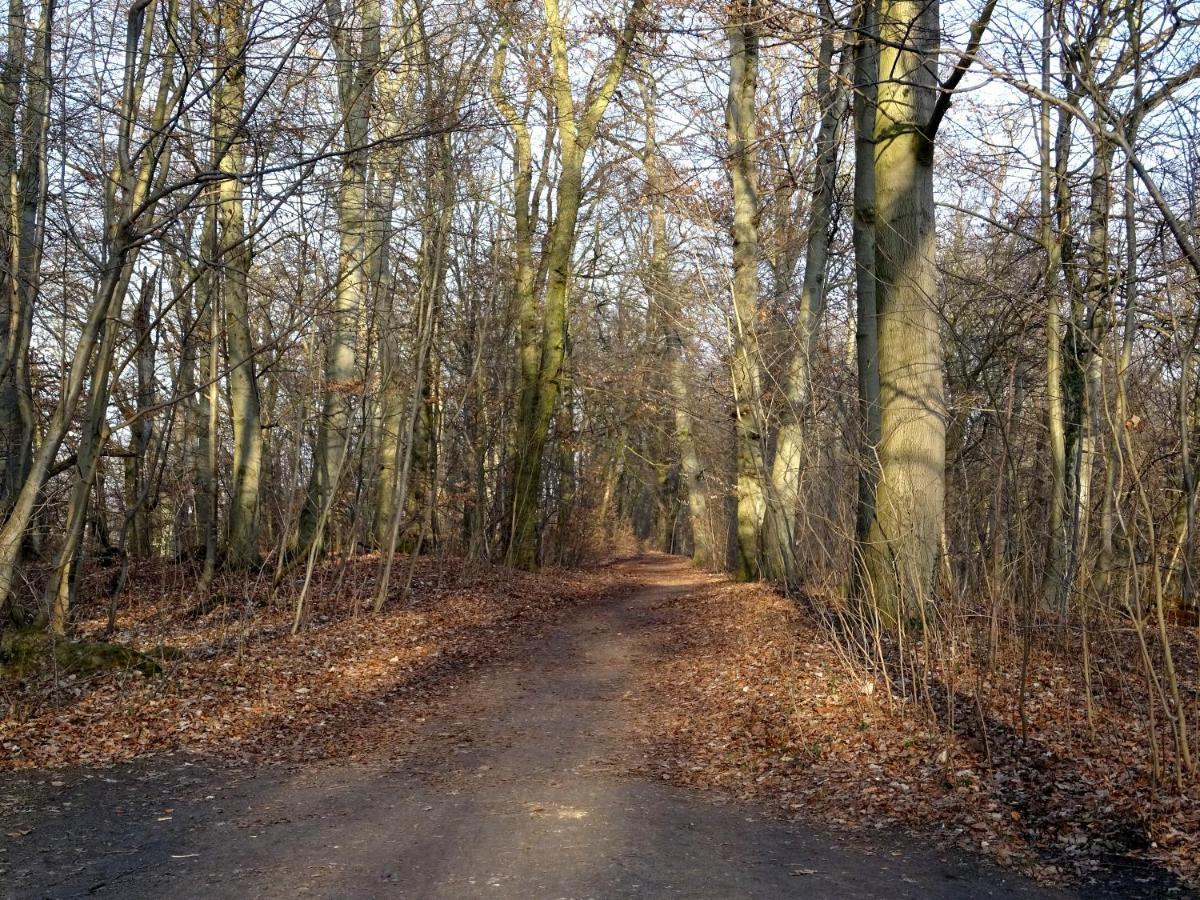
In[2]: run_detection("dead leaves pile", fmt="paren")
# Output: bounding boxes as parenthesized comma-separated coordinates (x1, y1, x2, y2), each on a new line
(633, 578, 1200, 891)
(1, 556, 624, 771)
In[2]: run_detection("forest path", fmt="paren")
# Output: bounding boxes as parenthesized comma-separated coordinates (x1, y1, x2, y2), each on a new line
(4, 555, 1074, 898)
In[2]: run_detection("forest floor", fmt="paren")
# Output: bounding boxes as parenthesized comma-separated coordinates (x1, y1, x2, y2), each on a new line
(0, 554, 1195, 898)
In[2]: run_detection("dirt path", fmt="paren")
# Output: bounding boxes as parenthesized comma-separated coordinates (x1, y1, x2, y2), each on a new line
(0, 556, 1130, 898)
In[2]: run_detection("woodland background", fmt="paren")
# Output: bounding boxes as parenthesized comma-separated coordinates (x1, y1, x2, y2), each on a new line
(1, 0, 1200, 886)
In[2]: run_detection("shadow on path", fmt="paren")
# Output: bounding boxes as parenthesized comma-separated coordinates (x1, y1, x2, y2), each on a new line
(0, 555, 1138, 898)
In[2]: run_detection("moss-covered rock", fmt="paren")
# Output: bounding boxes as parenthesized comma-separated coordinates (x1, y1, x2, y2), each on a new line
(0, 630, 164, 678)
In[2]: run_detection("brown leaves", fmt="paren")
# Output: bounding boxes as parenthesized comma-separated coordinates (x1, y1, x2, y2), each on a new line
(0, 556, 625, 772)
(629, 577, 1200, 890)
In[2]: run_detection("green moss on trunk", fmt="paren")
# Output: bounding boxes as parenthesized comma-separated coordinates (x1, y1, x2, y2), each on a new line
(0, 630, 166, 678)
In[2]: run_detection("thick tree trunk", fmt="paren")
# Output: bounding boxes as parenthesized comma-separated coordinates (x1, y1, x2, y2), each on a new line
(490, 25, 538, 566)
(506, 153, 580, 568)
(216, 0, 263, 569)
(726, 3, 768, 582)
(860, 0, 945, 622)
(501, 0, 644, 569)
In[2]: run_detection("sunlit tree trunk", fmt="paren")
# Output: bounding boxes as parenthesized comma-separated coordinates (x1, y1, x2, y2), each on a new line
(1107, 101, 1143, 597)
(216, 0, 262, 568)
(1067, 132, 1115, 589)
(297, 0, 380, 555)
(490, 26, 534, 561)
(371, 13, 417, 548)
(726, 0, 768, 582)
(500, 0, 645, 569)
(1040, 9, 1071, 611)
(762, 12, 847, 589)
(860, 0, 945, 621)
(1074, 138, 1116, 594)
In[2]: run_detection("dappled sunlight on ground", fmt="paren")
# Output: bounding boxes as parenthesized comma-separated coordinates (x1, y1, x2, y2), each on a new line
(0, 556, 628, 770)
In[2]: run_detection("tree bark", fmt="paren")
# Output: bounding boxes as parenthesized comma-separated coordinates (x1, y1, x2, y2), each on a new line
(216, 0, 263, 568)
(852, 0, 881, 573)
(639, 69, 714, 568)
(0, 0, 50, 515)
(761, 14, 848, 589)
(726, 0, 768, 582)
(297, 0, 380, 555)
(860, 0, 945, 622)
(1040, 10, 1071, 611)
(500, 0, 645, 569)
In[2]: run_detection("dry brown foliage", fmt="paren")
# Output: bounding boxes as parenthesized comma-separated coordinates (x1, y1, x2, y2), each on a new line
(0, 556, 626, 770)
(632, 575, 1200, 889)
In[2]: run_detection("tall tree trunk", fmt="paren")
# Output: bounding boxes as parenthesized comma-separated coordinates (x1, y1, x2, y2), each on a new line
(852, 0, 881, 571)
(500, 0, 645, 569)
(726, 0, 768, 582)
(0, 0, 50, 515)
(860, 0, 945, 622)
(1108, 103, 1143, 597)
(1040, 11, 1071, 611)
(506, 146, 579, 568)
(297, 0, 380, 555)
(1070, 137, 1115, 594)
(490, 24, 537, 565)
(370, 15, 413, 549)
(402, 132, 453, 551)
(0, 0, 25, 513)
(639, 69, 713, 567)
(193, 221, 221, 567)
(761, 13, 847, 589)
(216, 0, 263, 568)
